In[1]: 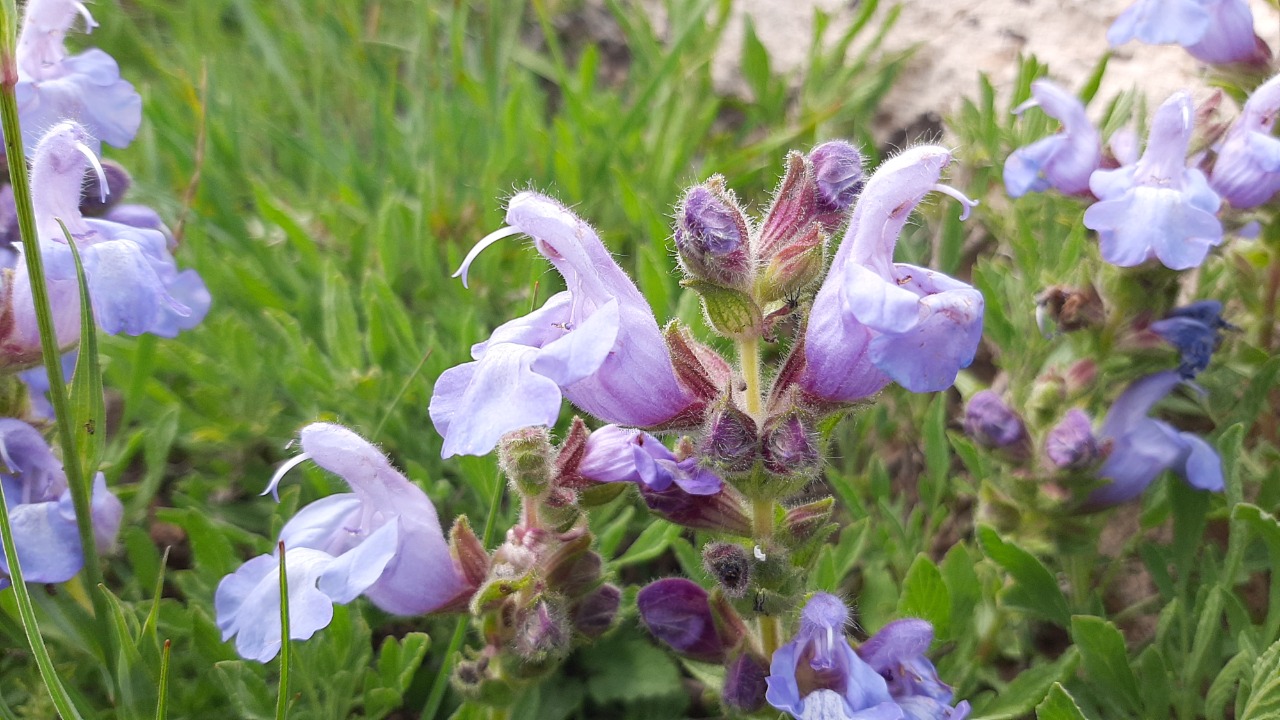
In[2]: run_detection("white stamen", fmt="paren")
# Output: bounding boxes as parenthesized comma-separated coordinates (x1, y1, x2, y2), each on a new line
(74, 141, 107, 204)
(452, 225, 522, 289)
(1011, 98, 1040, 116)
(753, 545, 766, 561)
(262, 452, 312, 502)
(73, 2, 98, 32)
(931, 183, 979, 221)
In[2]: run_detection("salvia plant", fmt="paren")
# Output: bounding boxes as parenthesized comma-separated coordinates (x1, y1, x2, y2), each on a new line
(0, 0, 1277, 719)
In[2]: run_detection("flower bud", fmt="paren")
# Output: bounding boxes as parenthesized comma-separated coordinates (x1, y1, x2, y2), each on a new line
(515, 598, 571, 663)
(1065, 359, 1097, 396)
(499, 426, 554, 498)
(448, 515, 490, 590)
(1027, 374, 1067, 425)
(782, 496, 835, 545)
(702, 402, 759, 474)
(674, 182, 752, 289)
(639, 482, 752, 537)
(663, 322, 732, 406)
(756, 223, 825, 303)
(761, 412, 819, 478)
(572, 583, 621, 638)
(810, 140, 864, 229)
(722, 652, 769, 713)
(962, 390, 1026, 449)
(543, 532, 602, 598)
(637, 578, 726, 663)
(758, 152, 816, 260)
(702, 542, 751, 598)
(1044, 409, 1100, 470)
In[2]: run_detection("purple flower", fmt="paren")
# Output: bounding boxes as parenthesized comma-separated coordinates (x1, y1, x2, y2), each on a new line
(637, 578, 727, 663)
(675, 184, 751, 288)
(962, 390, 1026, 449)
(430, 191, 700, 458)
(1084, 93, 1223, 270)
(766, 593, 901, 719)
(14, 0, 142, 152)
(1211, 73, 1280, 208)
(578, 424, 722, 495)
(1044, 409, 1101, 470)
(858, 620, 971, 720)
(798, 146, 983, 402)
(1004, 80, 1102, 197)
(1107, 0, 1270, 65)
(2, 123, 209, 367)
(1085, 371, 1223, 508)
(216, 423, 469, 662)
(1150, 300, 1233, 379)
(0, 418, 122, 590)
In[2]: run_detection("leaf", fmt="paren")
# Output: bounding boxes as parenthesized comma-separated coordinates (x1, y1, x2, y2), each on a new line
(970, 648, 1079, 719)
(1071, 615, 1142, 715)
(582, 638, 684, 704)
(921, 395, 950, 510)
(1036, 683, 1091, 720)
(941, 543, 981, 628)
(897, 554, 951, 641)
(62, 226, 105, 478)
(1240, 636, 1280, 720)
(613, 520, 682, 568)
(977, 525, 1070, 626)
(1207, 646, 1258, 720)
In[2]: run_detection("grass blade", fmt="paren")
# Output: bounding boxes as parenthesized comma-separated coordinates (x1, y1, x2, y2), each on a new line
(154, 639, 172, 720)
(276, 541, 291, 720)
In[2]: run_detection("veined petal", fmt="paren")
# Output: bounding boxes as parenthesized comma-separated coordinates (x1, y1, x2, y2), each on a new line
(430, 346, 565, 458)
(530, 298, 619, 386)
(277, 494, 362, 554)
(316, 519, 398, 604)
(214, 547, 338, 663)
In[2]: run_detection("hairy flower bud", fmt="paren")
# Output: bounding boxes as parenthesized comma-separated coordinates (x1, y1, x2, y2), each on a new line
(811, 141, 864, 227)
(702, 401, 759, 473)
(449, 515, 490, 590)
(1045, 409, 1101, 470)
(963, 390, 1026, 449)
(762, 412, 819, 478)
(702, 542, 751, 598)
(572, 583, 621, 638)
(499, 426, 554, 498)
(783, 497, 835, 545)
(515, 598, 571, 663)
(675, 182, 752, 288)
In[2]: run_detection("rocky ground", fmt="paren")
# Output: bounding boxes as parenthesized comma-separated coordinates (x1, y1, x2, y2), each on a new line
(699, 0, 1280, 140)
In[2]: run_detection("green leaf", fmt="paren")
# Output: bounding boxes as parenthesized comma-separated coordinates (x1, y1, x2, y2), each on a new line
(1207, 646, 1258, 720)
(1036, 683, 1091, 720)
(896, 554, 951, 641)
(582, 638, 684, 704)
(1071, 615, 1141, 715)
(971, 648, 1079, 719)
(1240, 636, 1280, 720)
(614, 520, 682, 568)
(62, 223, 106, 479)
(977, 525, 1070, 626)
(941, 543, 981, 628)
(922, 395, 949, 510)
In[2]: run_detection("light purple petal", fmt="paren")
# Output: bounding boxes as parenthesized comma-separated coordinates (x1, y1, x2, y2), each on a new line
(1091, 420, 1187, 506)
(1177, 432, 1224, 491)
(2, 496, 82, 583)
(214, 547, 339, 663)
(530, 298, 619, 386)
(867, 283, 983, 392)
(843, 263, 923, 335)
(277, 494, 362, 555)
(1107, 0, 1211, 47)
(1003, 138, 1058, 198)
(315, 520, 398, 604)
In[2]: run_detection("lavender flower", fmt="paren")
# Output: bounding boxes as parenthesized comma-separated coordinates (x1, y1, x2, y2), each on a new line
(1004, 80, 1102, 197)
(216, 423, 469, 662)
(962, 390, 1026, 449)
(14, 0, 142, 152)
(2, 123, 209, 368)
(798, 146, 983, 402)
(1084, 93, 1223, 270)
(577, 424, 721, 495)
(858, 620, 971, 720)
(430, 191, 700, 458)
(766, 593, 901, 719)
(0, 418, 122, 589)
(1210, 73, 1280, 208)
(1084, 371, 1223, 508)
(1107, 0, 1270, 65)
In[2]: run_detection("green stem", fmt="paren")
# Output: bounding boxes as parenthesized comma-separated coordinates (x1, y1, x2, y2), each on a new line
(758, 614, 782, 659)
(737, 336, 762, 420)
(276, 542, 291, 720)
(0, 2, 105, 607)
(752, 497, 774, 540)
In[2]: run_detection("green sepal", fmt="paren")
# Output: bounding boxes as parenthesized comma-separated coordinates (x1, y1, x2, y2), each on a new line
(681, 279, 763, 339)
